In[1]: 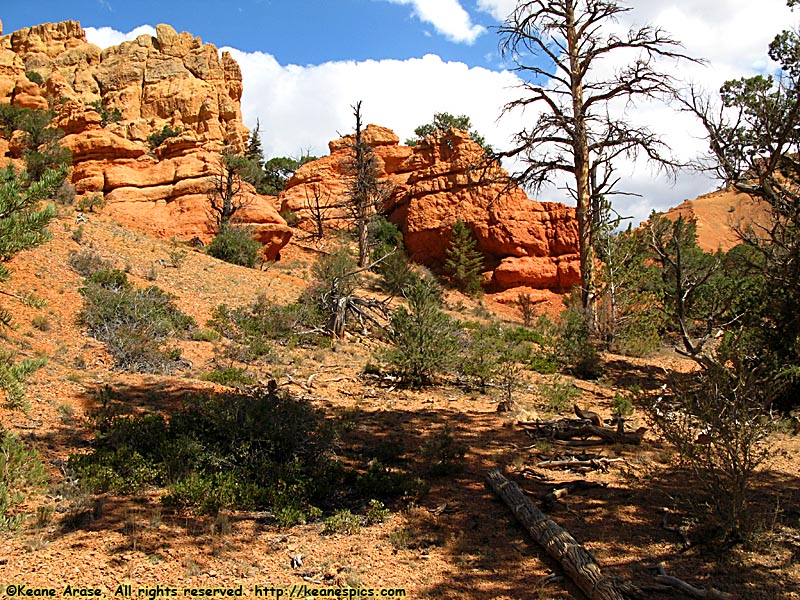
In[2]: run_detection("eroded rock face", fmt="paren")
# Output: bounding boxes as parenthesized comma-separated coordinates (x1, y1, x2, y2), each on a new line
(280, 126, 580, 292)
(0, 20, 290, 259)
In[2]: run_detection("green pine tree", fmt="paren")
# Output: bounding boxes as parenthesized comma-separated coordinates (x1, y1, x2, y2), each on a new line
(406, 112, 491, 153)
(384, 277, 456, 387)
(444, 219, 484, 296)
(0, 165, 62, 326)
(245, 119, 265, 168)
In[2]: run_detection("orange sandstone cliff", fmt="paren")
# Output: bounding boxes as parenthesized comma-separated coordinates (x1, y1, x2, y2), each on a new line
(0, 20, 290, 259)
(280, 126, 581, 293)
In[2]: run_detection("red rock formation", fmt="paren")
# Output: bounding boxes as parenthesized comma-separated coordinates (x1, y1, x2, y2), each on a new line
(660, 187, 773, 253)
(280, 126, 580, 292)
(0, 20, 290, 260)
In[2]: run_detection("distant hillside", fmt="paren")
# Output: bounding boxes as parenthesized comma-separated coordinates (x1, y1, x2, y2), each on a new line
(661, 187, 772, 252)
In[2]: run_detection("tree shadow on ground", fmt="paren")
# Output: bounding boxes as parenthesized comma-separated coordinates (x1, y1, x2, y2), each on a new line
(33, 377, 800, 599)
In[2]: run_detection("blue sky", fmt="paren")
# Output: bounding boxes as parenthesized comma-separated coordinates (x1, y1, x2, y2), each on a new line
(1, 0, 795, 221)
(2, 0, 500, 66)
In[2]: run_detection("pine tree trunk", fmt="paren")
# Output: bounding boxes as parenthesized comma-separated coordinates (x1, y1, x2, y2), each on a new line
(566, 0, 596, 333)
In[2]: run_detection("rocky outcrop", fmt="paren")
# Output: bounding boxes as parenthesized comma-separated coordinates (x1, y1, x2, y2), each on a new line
(0, 20, 290, 259)
(280, 126, 580, 292)
(660, 187, 773, 253)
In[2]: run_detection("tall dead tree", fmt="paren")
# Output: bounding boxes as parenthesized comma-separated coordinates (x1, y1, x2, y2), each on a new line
(207, 151, 255, 231)
(498, 0, 699, 330)
(304, 176, 332, 240)
(343, 101, 387, 267)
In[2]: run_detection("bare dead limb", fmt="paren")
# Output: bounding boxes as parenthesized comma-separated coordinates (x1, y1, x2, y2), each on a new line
(660, 508, 691, 549)
(541, 480, 606, 506)
(0, 289, 33, 303)
(322, 251, 396, 338)
(284, 373, 310, 392)
(652, 563, 734, 600)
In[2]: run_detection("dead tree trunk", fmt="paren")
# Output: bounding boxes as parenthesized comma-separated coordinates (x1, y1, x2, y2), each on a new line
(485, 468, 627, 600)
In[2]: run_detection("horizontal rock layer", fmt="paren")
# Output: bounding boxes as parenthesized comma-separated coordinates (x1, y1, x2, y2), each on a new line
(0, 20, 290, 259)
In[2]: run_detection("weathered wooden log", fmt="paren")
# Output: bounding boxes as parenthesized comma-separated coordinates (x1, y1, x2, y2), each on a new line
(519, 421, 647, 445)
(485, 468, 627, 600)
(537, 457, 626, 471)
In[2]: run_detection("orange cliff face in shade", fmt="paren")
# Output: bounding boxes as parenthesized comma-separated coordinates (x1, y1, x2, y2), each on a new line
(280, 125, 581, 292)
(0, 21, 291, 260)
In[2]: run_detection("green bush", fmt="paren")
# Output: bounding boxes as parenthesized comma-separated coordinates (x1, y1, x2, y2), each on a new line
(1, 429, 47, 530)
(31, 314, 51, 331)
(207, 224, 261, 268)
(68, 249, 114, 277)
(78, 269, 195, 373)
(201, 366, 255, 387)
(377, 248, 418, 296)
(643, 354, 776, 541)
(457, 322, 502, 391)
(365, 499, 390, 525)
(25, 71, 43, 86)
(383, 278, 456, 387)
(70, 446, 161, 495)
(304, 246, 365, 337)
(323, 509, 361, 535)
(420, 426, 467, 475)
(556, 295, 603, 379)
(209, 294, 325, 362)
(147, 125, 182, 149)
(369, 216, 403, 258)
(54, 180, 76, 206)
(3, 107, 71, 182)
(163, 471, 265, 515)
(516, 291, 536, 326)
(356, 461, 429, 501)
(76, 193, 106, 213)
(528, 352, 560, 374)
(610, 391, 635, 417)
(88, 99, 122, 127)
(275, 504, 312, 529)
(0, 351, 46, 411)
(71, 387, 342, 515)
(190, 327, 221, 342)
(311, 245, 360, 297)
(538, 375, 581, 414)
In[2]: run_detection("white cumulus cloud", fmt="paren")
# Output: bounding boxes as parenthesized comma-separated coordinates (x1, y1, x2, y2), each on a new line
(475, 0, 517, 21)
(382, 0, 486, 43)
(473, 0, 795, 223)
(84, 24, 156, 49)
(83, 0, 797, 224)
(223, 48, 521, 160)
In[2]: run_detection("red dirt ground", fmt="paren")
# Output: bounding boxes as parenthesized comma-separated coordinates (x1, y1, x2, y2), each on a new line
(1, 210, 798, 599)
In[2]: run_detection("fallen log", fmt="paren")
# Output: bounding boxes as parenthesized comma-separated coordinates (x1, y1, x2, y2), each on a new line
(537, 457, 626, 471)
(485, 468, 628, 600)
(520, 421, 647, 445)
